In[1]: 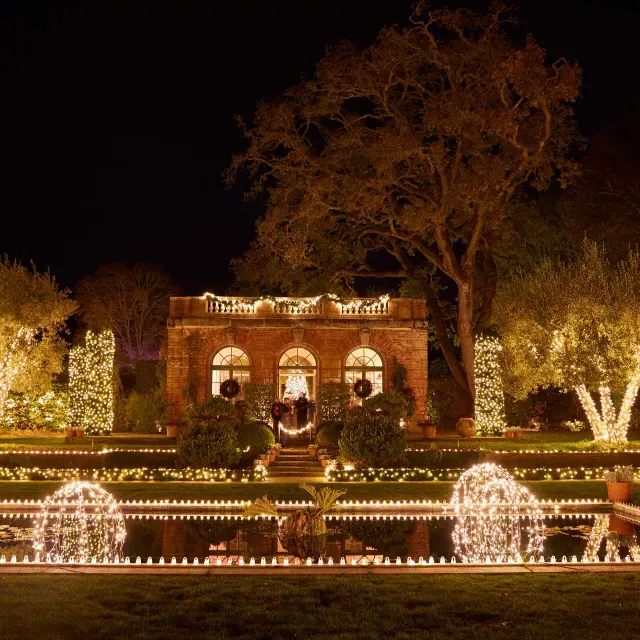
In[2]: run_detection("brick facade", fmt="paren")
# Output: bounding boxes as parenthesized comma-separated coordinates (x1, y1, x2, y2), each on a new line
(167, 296, 428, 428)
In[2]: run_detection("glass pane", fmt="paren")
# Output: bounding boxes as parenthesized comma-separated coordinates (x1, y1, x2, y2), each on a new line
(279, 347, 316, 368)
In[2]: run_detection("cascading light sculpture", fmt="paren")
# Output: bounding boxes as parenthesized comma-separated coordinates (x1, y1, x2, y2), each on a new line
(450, 463, 543, 563)
(584, 514, 640, 562)
(474, 334, 507, 436)
(68, 330, 115, 435)
(33, 481, 125, 563)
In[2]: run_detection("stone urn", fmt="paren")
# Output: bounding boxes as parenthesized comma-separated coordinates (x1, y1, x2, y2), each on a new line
(456, 417, 477, 438)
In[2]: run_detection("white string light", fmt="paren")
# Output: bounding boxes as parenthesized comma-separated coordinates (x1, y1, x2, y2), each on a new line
(474, 335, 507, 436)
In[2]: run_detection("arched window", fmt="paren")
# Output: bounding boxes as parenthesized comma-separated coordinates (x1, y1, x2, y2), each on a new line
(345, 347, 383, 396)
(211, 346, 250, 396)
(278, 347, 317, 400)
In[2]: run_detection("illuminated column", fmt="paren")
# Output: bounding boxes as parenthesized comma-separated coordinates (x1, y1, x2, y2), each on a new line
(474, 334, 507, 435)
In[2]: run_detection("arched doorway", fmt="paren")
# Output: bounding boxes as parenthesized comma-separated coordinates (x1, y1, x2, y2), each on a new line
(278, 347, 317, 401)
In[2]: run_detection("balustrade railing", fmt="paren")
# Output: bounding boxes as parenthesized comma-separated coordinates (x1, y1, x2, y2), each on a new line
(339, 298, 389, 315)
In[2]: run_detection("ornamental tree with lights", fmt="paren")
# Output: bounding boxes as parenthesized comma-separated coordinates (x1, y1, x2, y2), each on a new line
(495, 241, 640, 444)
(229, 2, 581, 403)
(474, 334, 507, 435)
(69, 330, 116, 435)
(0, 257, 77, 421)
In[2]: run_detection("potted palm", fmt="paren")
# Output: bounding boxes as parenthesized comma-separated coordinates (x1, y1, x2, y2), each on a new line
(604, 466, 635, 502)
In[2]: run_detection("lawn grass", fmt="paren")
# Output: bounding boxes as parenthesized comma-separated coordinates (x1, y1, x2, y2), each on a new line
(0, 437, 172, 451)
(0, 574, 638, 639)
(409, 430, 640, 451)
(0, 480, 621, 502)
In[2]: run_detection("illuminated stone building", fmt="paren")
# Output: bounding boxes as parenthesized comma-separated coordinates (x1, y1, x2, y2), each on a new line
(166, 295, 428, 430)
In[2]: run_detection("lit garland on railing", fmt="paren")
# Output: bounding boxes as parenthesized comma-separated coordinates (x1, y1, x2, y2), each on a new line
(202, 293, 390, 316)
(474, 335, 507, 436)
(325, 466, 640, 483)
(69, 330, 115, 435)
(0, 467, 267, 482)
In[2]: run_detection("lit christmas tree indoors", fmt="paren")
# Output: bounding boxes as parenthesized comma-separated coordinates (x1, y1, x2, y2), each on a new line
(474, 334, 507, 436)
(284, 374, 308, 400)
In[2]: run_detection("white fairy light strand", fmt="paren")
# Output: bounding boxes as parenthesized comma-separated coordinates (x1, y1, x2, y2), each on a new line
(474, 335, 507, 436)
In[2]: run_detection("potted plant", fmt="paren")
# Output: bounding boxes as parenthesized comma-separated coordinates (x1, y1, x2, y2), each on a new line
(74, 428, 84, 438)
(64, 427, 75, 439)
(604, 466, 635, 502)
(308, 444, 318, 457)
(272, 443, 282, 458)
(269, 448, 277, 463)
(259, 453, 270, 468)
(512, 428, 523, 439)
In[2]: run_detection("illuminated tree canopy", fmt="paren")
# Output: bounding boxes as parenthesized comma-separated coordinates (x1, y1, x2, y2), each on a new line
(0, 257, 76, 420)
(229, 3, 581, 400)
(494, 241, 640, 443)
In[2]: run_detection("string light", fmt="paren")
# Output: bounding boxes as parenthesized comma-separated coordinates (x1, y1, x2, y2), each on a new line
(202, 293, 390, 316)
(0, 327, 35, 421)
(474, 335, 507, 436)
(279, 422, 312, 436)
(450, 464, 544, 563)
(283, 375, 308, 400)
(32, 481, 125, 563)
(69, 330, 115, 435)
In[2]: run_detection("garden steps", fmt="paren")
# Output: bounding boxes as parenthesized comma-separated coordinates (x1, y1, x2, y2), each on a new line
(268, 447, 324, 478)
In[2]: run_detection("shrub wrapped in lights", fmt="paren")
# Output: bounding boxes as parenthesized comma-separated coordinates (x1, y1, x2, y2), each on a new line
(32, 481, 125, 563)
(68, 330, 115, 435)
(474, 334, 507, 436)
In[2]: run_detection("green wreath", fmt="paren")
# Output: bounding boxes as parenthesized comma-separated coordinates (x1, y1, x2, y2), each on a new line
(354, 379, 373, 398)
(220, 378, 240, 399)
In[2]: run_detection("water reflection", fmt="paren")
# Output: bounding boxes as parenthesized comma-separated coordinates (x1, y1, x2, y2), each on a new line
(0, 513, 637, 564)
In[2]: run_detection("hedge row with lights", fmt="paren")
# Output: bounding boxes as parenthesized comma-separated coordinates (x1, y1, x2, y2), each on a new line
(0, 466, 266, 482)
(325, 466, 640, 483)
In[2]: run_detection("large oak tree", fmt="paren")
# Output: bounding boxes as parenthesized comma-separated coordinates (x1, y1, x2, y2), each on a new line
(229, 3, 580, 399)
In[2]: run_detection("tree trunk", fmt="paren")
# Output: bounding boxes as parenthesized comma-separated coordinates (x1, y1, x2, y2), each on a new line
(457, 280, 476, 399)
(575, 379, 640, 443)
(474, 238, 498, 333)
(424, 280, 470, 398)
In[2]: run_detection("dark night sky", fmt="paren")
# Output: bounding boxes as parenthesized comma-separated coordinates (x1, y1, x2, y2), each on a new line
(1, 0, 639, 296)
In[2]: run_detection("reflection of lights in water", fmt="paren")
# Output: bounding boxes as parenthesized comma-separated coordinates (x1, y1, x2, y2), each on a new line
(33, 481, 125, 563)
(451, 463, 544, 563)
(584, 515, 640, 562)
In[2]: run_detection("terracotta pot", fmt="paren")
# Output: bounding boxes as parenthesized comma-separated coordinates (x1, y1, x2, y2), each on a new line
(606, 482, 633, 503)
(456, 417, 477, 438)
(260, 458, 270, 468)
(269, 452, 276, 462)
(65, 428, 75, 439)
(74, 429, 84, 438)
(424, 426, 437, 439)
(505, 430, 514, 439)
(166, 425, 182, 439)
(309, 448, 317, 457)
(513, 429, 523, 439)
(608, 515, 634, 536)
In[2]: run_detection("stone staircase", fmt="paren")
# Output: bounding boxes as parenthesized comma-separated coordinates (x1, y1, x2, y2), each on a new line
(268, 446, 324, 478)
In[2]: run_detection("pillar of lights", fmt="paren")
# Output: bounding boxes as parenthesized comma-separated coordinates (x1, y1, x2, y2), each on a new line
(474, 334, 507, 436)
(450, 463, 543, 563)
(33, 481, 125, 563)
(69, 330, 115, 435)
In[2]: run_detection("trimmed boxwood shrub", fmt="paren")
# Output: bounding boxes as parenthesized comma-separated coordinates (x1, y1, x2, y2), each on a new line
(238, 420, 275, 452)
(338, 412, 406, 467)
(179, 397, 240, 468)
(243, 383, 274, 423)
(363, 390, 408, 422)
(316, 421, 343, 448)
(177, 419, 240, 468)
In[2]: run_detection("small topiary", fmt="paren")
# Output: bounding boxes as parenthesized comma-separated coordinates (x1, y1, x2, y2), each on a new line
(316, 421, 343, 448)
(363, 390, 409, 422)
(177, 419, 240, 468)
(238, 421, 275, 452)
(338, 412, 406, 467)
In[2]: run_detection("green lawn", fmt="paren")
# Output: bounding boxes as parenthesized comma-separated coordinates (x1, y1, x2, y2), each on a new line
(410, 430, 640, 451)
(0, 480, 623, 502)
(0, 437, 173, 451)
(0, 574, 638, 639)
